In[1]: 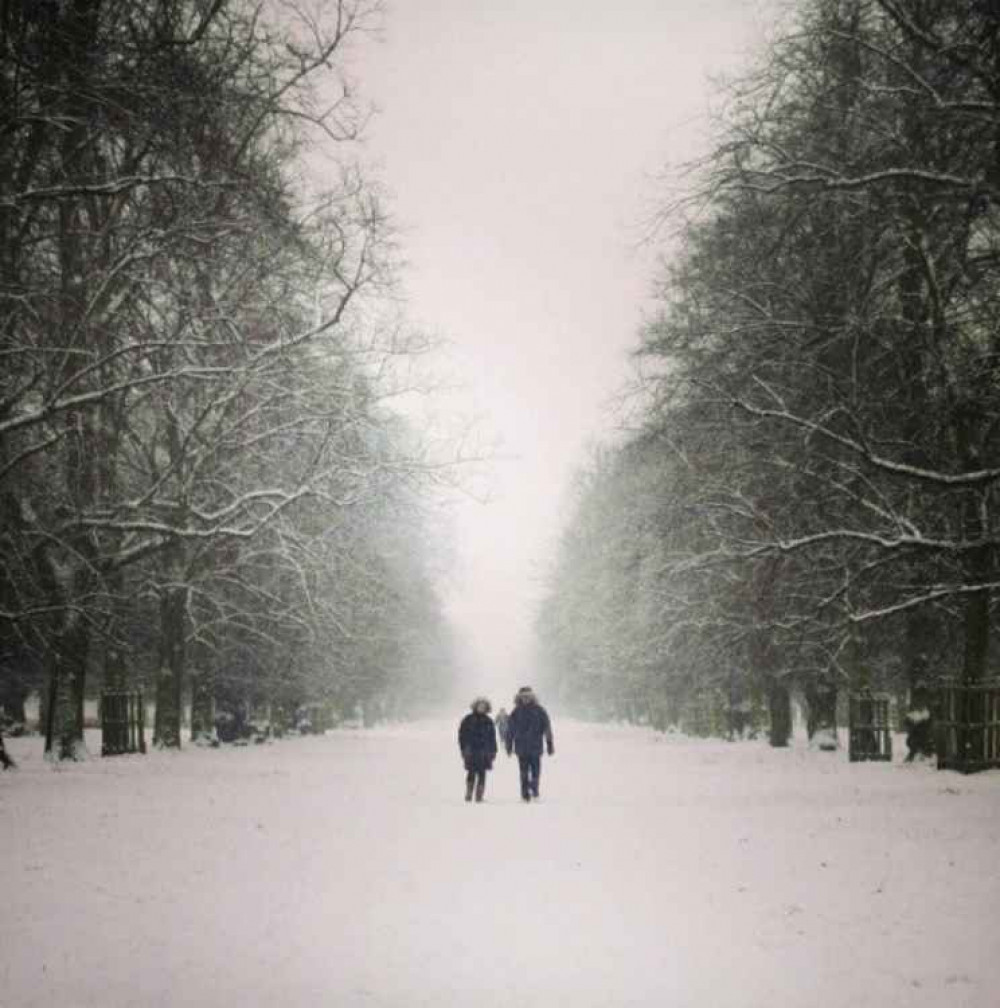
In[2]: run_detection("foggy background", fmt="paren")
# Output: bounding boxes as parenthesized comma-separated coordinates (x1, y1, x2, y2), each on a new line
(350, 0, 771, 703)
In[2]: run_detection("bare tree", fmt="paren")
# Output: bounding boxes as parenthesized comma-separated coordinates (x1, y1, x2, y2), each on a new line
(1, 0, 461, 757)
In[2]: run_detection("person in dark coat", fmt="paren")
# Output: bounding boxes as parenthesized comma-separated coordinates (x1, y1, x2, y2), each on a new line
(0, 730, 14, 770)
(505, 686, 554, 802)
(0, 711, 16, 770)
(458, 697, 498, 802)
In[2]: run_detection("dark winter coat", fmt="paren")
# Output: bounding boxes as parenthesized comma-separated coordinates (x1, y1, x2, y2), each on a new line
(458, 712, 498, 772)
(506, 701, 554, 758)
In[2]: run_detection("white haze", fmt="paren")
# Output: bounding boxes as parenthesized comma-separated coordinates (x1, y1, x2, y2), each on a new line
(349, 0, 774, 704)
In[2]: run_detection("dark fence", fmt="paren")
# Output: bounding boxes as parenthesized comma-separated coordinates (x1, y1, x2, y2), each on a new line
(935, 681, 1000, 773)
(848, 692, 893, 762)
(101, 690, 146, 756)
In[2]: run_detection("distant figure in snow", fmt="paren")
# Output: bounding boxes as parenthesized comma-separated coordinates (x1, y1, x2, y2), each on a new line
(903, 685, 935, 762)
(505, 686, 554, 802)
(0, 732, 14, 770)
(494, 707, 509, 750)
(0, 711, 16, 770)
(458, 697, 498, 802)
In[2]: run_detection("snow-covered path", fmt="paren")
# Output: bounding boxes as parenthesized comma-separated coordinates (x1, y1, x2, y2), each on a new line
(3, 719, 998, 1007)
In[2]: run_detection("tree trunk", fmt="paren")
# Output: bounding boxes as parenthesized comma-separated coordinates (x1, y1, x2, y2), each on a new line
(749, 549, 790, 748)
(362, 697, 378, 728)
(189, 662, 215, 744)
(961, 548, 990, 687)
(0, 682, 28, 729)
(43, 0, 102, 761)
(153, 586, 187, 748)
(104, 641, 127, 693)
(767, 680, 792, 748)
(805, 682, 838, 750)
(43, 619, 90, 761)
(957, 442, 991, 685)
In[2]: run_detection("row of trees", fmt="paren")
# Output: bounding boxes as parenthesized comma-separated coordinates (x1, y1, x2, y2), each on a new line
(538, 0, 1000, 747)
(0, 0, 457, 758)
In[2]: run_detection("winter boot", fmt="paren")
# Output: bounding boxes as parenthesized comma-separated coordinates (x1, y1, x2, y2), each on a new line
(465, 779, 474, 802)
(475, 779, 485, 802)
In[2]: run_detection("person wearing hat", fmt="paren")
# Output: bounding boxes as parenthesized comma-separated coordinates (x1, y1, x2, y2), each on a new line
(505, 686, 554, 802)
(458, 697, 498, 802)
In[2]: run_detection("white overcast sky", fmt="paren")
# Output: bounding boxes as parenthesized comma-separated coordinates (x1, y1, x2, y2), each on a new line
(346, 0, 774, 700)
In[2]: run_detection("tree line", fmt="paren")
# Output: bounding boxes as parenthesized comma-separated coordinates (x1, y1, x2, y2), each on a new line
(538, 0, 1000, 747)
(0, 0, 457, 758)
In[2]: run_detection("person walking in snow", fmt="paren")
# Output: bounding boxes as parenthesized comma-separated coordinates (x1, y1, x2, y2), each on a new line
(505, 686, 554, 802)
(494, 707, 509, 750)
(458, 697, 498, 802)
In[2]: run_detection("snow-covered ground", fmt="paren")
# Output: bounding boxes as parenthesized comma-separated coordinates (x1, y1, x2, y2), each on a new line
(2, 719, 998, 1007)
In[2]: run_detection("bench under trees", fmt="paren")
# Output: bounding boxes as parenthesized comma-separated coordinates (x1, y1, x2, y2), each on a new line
(935, 682, 1000, 774)
(848, 692, 893, 763)
(100, 691, 146, 757)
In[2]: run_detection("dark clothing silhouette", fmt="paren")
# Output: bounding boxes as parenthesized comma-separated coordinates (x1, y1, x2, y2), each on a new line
(506, 690, 554, 801)
(458, 705, 497, 802)
(517, 752, 542, 800)
(506, 700, 553, 758)
(458, 710, 498, 771)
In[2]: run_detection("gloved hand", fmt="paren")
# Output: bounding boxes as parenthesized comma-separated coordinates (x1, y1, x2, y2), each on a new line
(547, 745, 555, 756)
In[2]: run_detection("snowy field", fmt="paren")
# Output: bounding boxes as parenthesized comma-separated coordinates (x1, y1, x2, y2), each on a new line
(2, 719, 998, 1008)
